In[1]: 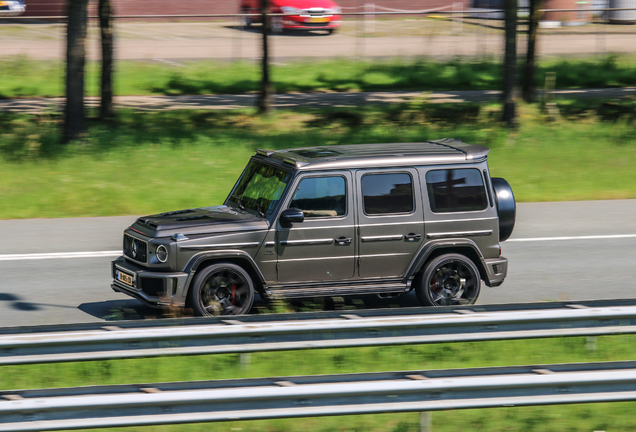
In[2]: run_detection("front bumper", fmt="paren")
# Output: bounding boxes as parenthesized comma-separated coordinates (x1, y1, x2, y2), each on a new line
(111, 256, 190, 307)
(282, 16, 341, 29)
(484, 256, 508, 287)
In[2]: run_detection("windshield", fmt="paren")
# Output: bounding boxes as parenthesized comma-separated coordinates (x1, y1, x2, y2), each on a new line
(227, 160, 292, 217)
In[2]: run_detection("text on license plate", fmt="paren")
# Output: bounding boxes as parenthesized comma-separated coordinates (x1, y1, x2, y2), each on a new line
(307, 17, 328, 23)
(117, 270, 134, 286)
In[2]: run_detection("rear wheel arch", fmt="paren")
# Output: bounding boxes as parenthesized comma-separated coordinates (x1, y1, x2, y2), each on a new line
(411, 245, 488, 284)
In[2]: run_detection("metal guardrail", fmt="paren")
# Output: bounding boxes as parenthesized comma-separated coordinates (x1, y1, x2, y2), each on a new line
(2, 360, 636, 431)
(2, 299, 636, 365)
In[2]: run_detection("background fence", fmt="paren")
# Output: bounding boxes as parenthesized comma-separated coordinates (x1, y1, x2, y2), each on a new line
(2, 1, 636, 62)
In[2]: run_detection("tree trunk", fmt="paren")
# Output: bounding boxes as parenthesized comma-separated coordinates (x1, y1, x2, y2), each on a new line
(63, 0, 89, 143)
(257, 0, 274, 114)
(523, 0, 543, 103)
(99, 0, 114, 120)
(502, 0, 518, 128)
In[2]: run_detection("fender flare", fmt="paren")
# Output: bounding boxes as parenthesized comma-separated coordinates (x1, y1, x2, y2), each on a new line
(405, 239, 488, 283)
(182, 250, 267, 294)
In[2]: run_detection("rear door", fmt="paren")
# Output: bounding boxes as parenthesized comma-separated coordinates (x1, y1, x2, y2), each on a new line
(356, 169, 424, 279)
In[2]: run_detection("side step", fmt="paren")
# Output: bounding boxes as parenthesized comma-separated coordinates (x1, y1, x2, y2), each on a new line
(265, 281, 409, 299)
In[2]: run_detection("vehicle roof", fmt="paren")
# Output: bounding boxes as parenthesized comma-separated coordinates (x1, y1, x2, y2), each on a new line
(255, 139, 489, 170)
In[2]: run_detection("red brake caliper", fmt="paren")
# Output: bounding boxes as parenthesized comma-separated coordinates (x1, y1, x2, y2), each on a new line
(230, 284, 237, 304)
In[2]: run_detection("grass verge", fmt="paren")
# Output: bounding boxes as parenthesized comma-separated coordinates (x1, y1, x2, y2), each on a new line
(2, 55, 636, 98)
(2, 335, 636, 431)
(2, 98, 636, 219)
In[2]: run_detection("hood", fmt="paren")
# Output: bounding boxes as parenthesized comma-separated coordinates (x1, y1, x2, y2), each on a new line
(131, 205, 268, 238)
(272, 0, 339, 10)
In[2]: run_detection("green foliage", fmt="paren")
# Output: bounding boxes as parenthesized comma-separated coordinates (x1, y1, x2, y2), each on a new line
(5, 55, 636, 98)
(2, 99, 636, 219)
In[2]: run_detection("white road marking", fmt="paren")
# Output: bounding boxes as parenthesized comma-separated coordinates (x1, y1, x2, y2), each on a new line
(1, 234, 635, 261)
(507, 234, 636, 243)
(0, 251, 121, 261)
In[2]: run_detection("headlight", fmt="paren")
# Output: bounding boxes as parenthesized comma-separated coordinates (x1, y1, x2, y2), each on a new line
(328, 6, 342, 14)
(281, 6, 302, 14)
(156, 245, 169, 263)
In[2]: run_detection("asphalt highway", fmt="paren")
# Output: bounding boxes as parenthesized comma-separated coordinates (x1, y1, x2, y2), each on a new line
(1, 200, 635, 327)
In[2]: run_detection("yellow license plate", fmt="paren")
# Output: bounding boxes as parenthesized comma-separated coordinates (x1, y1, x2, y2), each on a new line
(117, 270, 134, 286)
(307, 17, 328, 23)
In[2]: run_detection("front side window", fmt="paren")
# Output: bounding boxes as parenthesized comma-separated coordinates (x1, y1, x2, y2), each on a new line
(362, 172, 414, 215)
(426, 168, 488, 213)
(290, 176, 346, 218)
(228, 161, 291, 216)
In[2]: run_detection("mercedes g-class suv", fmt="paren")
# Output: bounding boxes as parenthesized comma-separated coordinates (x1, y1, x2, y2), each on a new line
(111, 139, 515, 316)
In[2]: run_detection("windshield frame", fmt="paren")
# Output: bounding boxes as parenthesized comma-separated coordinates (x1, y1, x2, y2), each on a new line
(225, 158, 294, 221)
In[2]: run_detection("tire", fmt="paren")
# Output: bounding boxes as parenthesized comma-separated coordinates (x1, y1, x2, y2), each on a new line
(188, 263, 255, 316)
(415, 254, 481, 307)
(271, 16, 284, 34)
(242, 10, 253, 29)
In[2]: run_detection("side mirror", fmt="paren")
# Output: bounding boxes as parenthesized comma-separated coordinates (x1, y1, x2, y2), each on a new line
(280, 208, 304, 228)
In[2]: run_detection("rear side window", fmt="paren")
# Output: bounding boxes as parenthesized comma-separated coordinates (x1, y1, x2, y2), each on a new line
(426, 169, 488, 213)
(362, 173, 414, 215)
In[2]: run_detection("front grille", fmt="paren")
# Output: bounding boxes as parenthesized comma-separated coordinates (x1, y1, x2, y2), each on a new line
(123, 234, 148, 263)
(140, 277, 166, 298)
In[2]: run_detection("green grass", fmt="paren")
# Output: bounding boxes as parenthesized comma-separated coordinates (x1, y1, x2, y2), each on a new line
(3, 55, 636, 99)
(2, 99, 636, 219)
(3, 335, 636, 431)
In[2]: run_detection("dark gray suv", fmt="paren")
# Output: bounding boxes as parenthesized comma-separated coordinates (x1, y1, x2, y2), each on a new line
(111, 139, 515, 316)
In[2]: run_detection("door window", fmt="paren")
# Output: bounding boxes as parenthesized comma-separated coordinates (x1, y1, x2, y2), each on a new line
(290, 176, 346, 218)
(361, 172, 414, 215)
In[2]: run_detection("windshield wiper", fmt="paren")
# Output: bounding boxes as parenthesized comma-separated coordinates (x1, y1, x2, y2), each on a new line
(229, 194, 245, 211)
(253, 202, 266, 218)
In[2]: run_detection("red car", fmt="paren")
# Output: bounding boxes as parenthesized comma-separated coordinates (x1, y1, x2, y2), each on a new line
(240, 0, 342, 34)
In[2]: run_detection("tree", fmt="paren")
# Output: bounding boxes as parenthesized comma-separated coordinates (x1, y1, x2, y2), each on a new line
(257, 0, 274, 114)
(502, 0, 518, 128)
(63, 0, 89, 143)
(99, 0, 114, 119)
(523, 0, 544, 103)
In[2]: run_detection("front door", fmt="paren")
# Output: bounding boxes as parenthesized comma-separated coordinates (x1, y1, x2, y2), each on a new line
(356, 169, 424, 278)
(276, 172, 355, 283)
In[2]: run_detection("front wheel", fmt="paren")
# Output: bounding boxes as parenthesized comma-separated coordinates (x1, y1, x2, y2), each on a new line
(415, 254, 481, 306)
(188, 263, 255, 316)
(270, 16, 284, 34)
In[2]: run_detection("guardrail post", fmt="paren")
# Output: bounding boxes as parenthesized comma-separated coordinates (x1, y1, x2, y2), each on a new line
(420, 411, 432, 432)
(240, 353, 252, 369)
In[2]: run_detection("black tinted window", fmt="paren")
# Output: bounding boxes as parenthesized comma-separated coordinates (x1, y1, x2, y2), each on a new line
(426, 169, 488, 213)
(290, 176, 346, 218)
(362, 173, 414, 215)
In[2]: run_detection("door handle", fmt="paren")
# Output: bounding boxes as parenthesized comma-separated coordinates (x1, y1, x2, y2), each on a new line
(336, 237, 352, 245)
(405, 233, 422, 242)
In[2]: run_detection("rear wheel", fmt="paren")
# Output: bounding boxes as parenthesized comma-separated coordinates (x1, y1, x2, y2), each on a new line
(271, 16, 284, 33)
(415, 254, 481, 306)
(188, 263, 254, 316)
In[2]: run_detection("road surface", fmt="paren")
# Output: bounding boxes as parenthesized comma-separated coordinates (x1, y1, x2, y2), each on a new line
(1, 200, 635, 327)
